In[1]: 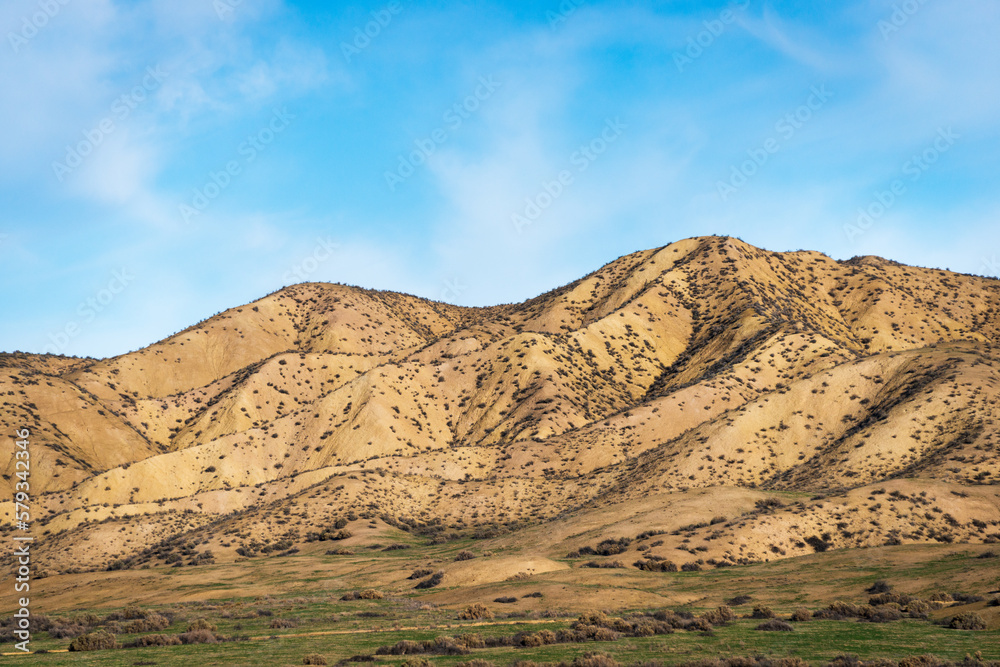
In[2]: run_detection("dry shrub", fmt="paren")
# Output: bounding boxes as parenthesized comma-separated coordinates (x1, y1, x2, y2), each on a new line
(869, 592, 912, 606)
(455, 661, 496, 667)
(68, 630, 118, 651)
(948, 612, 987, 630)
(790, 608, 811, 622)
(571, 652, 620, 667)
(458, 603, 493, 620)
(179, 629, 218, 644)
(270, 618, 298, 628)
(701, 606, 736, 624)
(584, 560, 626, 569)
(756, 619, 794, 632)
(377, 640, 424, 655)
(104, 604, 148, 622)
(750, 605, 775, 619)
(402, 659, 432, 667)
(408, 569, 433, 580)
(48, 623, 88, 639)
(634, 559, 678, 572)
(455, 550, 476, 561)
(342, 589, 385, 600)
(303, 654, 328, 665)
(186, 618, 217, 632)
(117, 613, 170, 633)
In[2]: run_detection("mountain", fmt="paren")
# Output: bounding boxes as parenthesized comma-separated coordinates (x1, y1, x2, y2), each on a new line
(2, 236, 999, 579)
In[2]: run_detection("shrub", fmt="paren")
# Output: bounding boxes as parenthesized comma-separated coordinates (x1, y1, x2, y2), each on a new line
(681, 562, 702, 571)
(756, 619, 794, 631)
(187, 618, 217, 632)
(948, 612, 987, 630)
(179, 629, 218, 644)
(455, 661, 495, 667)
(48, 623, 88, 639)
(594, 538, 632, 556)
(634, 559, 677, 572)
(376, 640, 424, 655)
(455, 550, 476, 561)
(725, 594, 753, 606)
(790, 608, 811, 622)
(303, 654, 328, 665)
(402, 659, 432, 667)
(124, 634, 181, 648)
(571, 652, 620, 667)
(494, 596, 518, 604)
(869, 592, 912, 606)
(750, 605, 775, 619)
(270, 618, 298, 628)
(415, 571, 444, 589)
(584, 560, 626, 569)
(701, 606, 736, 624)
(408, 568, 433, 580)
(866, 579, 892, 594)
(69, 630, 118, 651)
(458, 604, 493, 620)
(523, 592, 543, 598)
(342, 589, 385, 600)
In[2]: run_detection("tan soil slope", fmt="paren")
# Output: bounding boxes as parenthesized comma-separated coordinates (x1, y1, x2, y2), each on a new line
(1, 236, 999, 577)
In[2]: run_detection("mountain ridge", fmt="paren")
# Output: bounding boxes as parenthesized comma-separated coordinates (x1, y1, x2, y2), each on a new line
(2, 235, 998, 577)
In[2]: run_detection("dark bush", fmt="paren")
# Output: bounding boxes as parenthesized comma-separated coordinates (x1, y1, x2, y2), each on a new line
(750, 606, 775, 619)
(756, 619, 794, 631)
(866, 579, 892, 594)
(494, 596, 518, 604)
(725, 594, 753, 606)
(303, 654, 328, 665)
(415, 571, 444, 589)
(455, 550, 476, 561)
(408, 568, 433, 580)
(634, 558, 677, 572)
(123, 634, 181, 648)
(583, 560, 626, 569)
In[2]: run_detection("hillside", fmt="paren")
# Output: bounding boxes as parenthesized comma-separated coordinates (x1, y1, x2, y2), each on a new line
(1, 235, 999, 580)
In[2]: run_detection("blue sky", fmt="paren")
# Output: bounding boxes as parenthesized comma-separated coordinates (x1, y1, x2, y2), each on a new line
(1, 0, 999, 358)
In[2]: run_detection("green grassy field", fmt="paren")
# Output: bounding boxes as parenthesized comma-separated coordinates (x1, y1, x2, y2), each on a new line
(4, 542, 999, 665)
